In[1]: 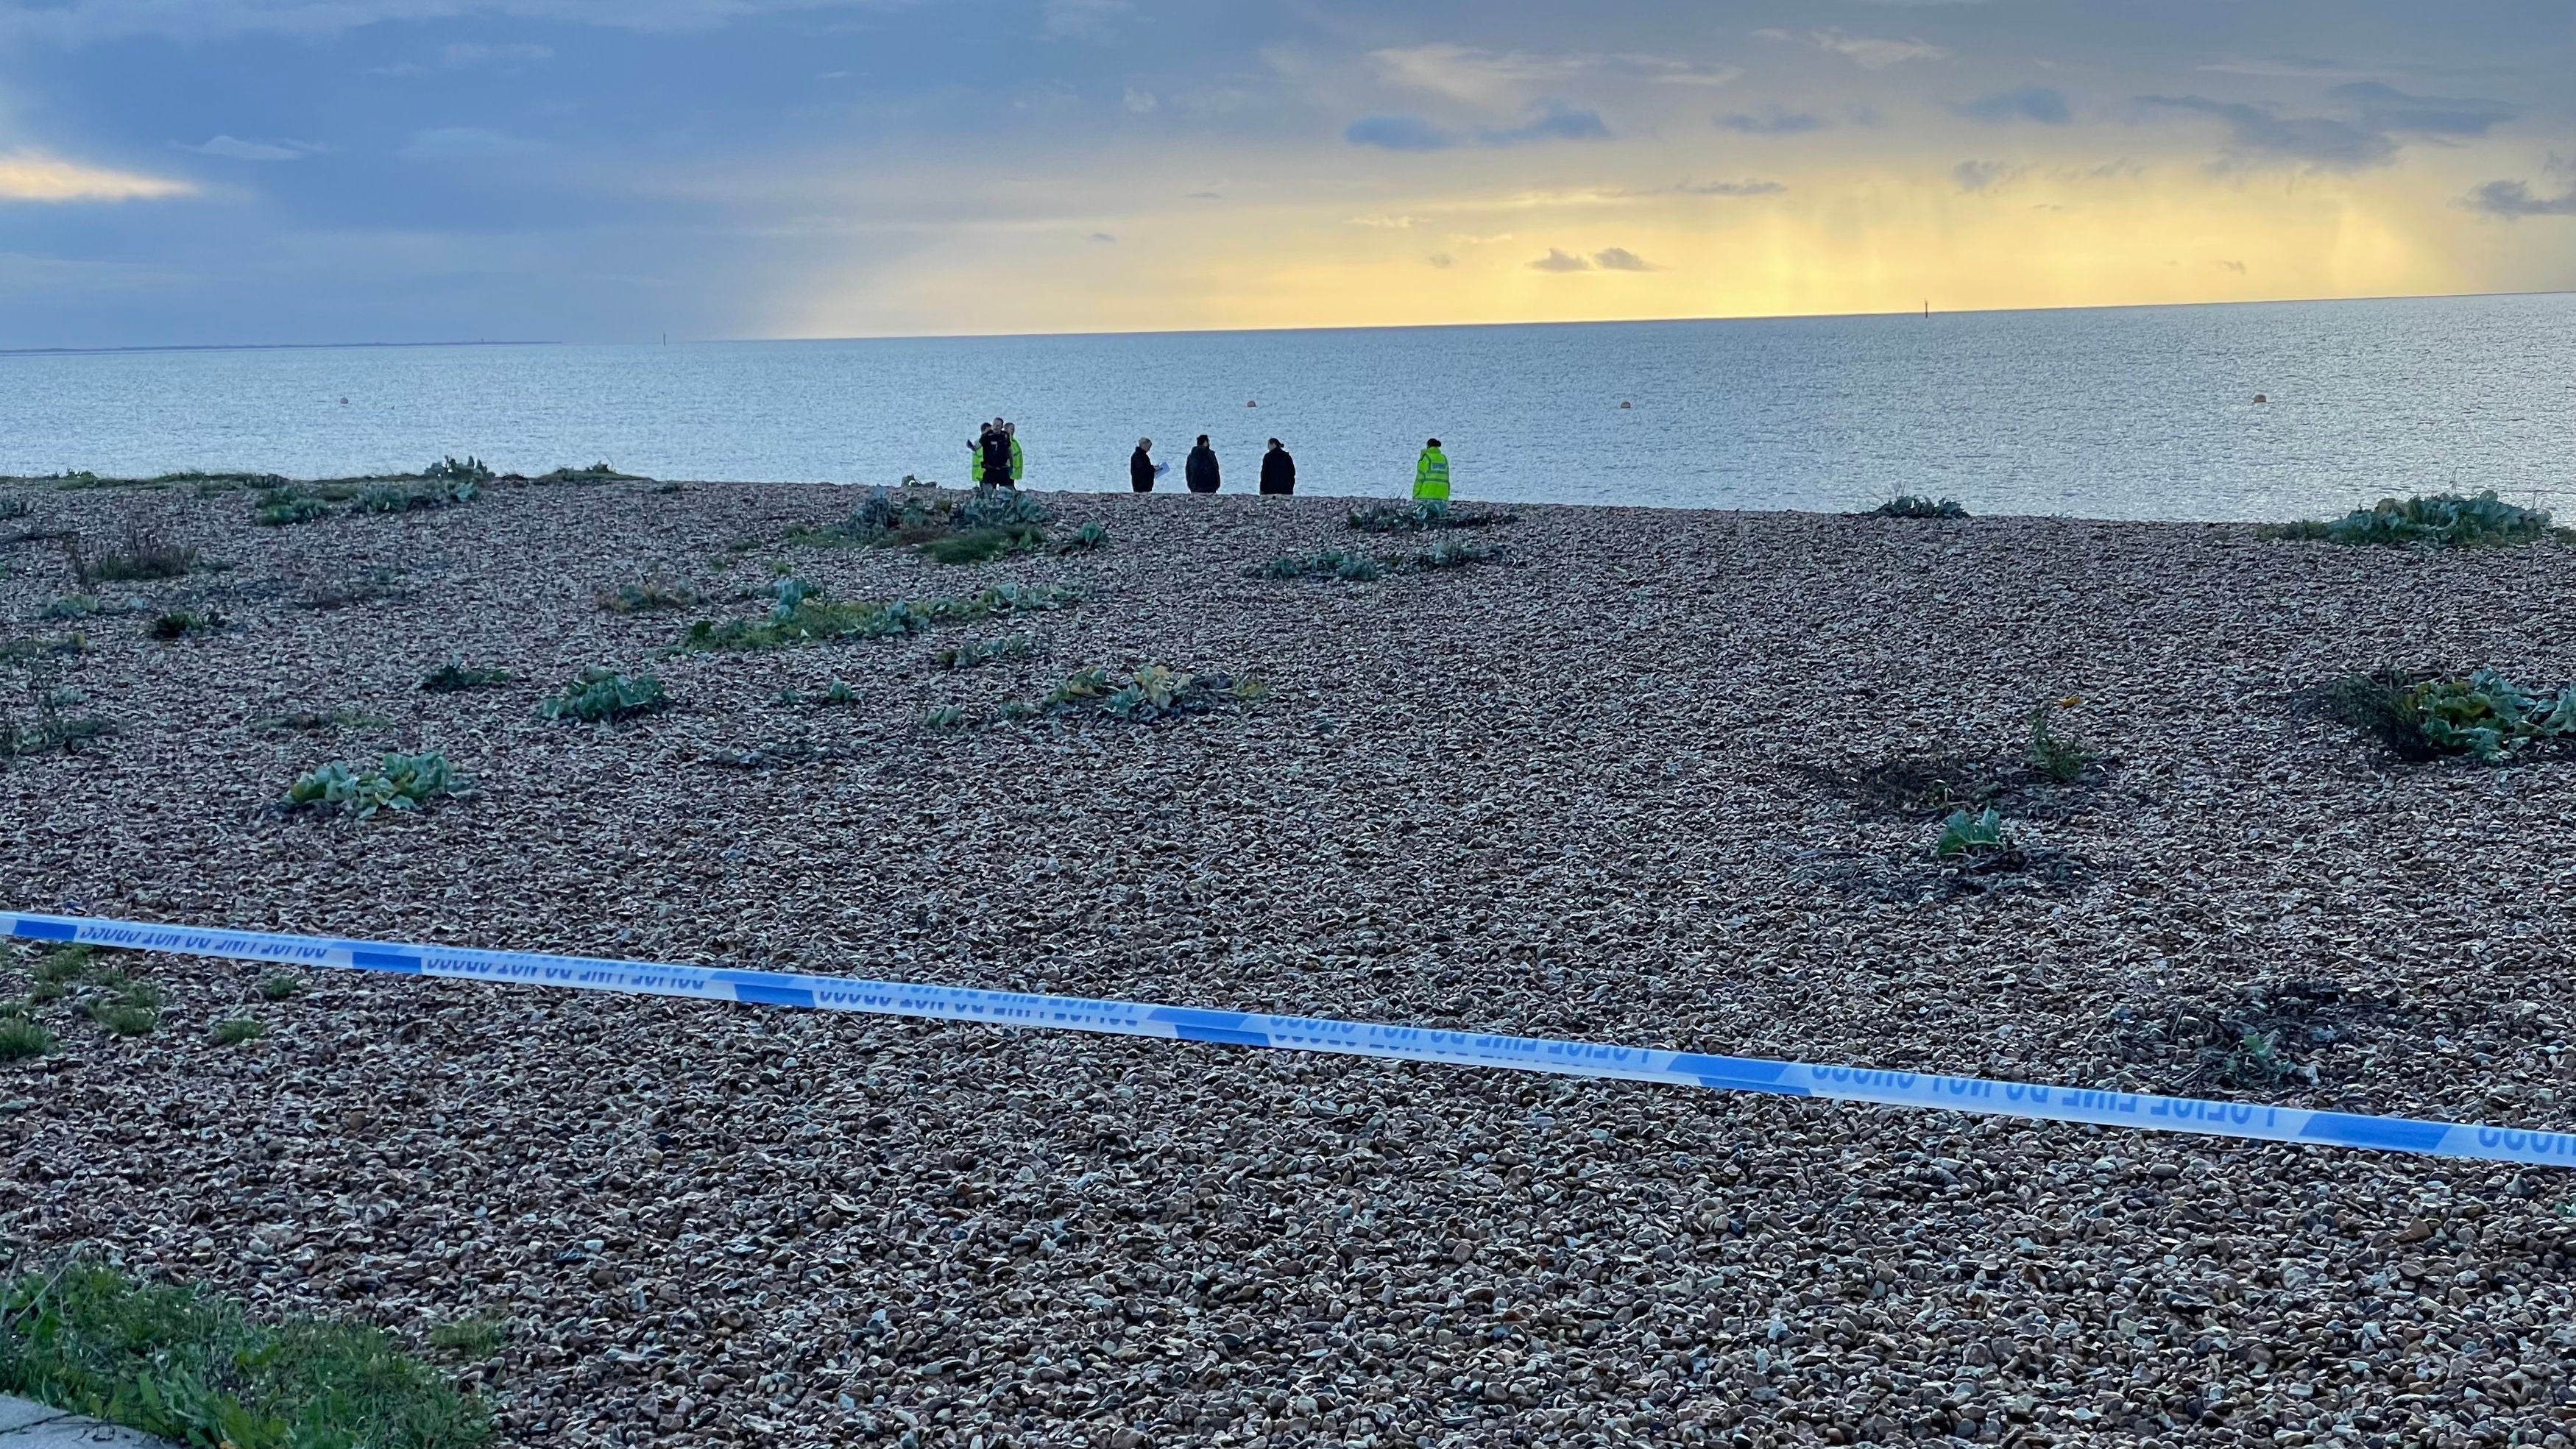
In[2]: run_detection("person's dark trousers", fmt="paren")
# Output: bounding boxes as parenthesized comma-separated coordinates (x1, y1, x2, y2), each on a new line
(1259, 483, 1292, 495)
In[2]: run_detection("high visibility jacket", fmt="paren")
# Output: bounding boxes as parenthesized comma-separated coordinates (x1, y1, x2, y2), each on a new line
(1412, 446, 1451, 501)
(971, 436, 1025, 484)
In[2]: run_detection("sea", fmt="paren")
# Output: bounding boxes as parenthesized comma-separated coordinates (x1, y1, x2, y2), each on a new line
(4, 292, 2569, 522)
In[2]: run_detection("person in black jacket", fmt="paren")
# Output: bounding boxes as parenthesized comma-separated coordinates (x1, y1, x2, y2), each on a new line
(1185, 435, 1220, 494)
(1130, 438, 1156, 493)
(1259, 438, 1295, 496)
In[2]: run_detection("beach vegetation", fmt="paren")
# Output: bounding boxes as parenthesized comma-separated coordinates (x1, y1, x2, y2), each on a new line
(37, 596, 102, 620)
(85, 977, 163, 1038)
(919, 704, 970, 731)
(250, 708, 385, 734)
(210, 1017, 266, 1046)
(935, 634, 1044, 670)
(1414, 539, 1504, 570)
(1019, 664, 1267, 723)
(0, 1259, 492, 1449)
(426, 1317, 510, 1359)
(680, 579, 1083, 652)
(0, 1015, 50, 1061)
(596, 578, 700, 614)
(921, 525, 1048, 565)
(538, 667, 670, 724)
(0, 495, 27, 520)
(301, 573, 402, 610)
(2263, 491, 2568, 548)
(145, 609, 224, 641)
(1869, 495, 1969, 520)
(1054, 520, 1110, 554)
(254, 492, 332, 527)
(282, 751, 467, 818)
(422, 456, 495, 486)
(1265, 550, 1386, 581)
(531, 461, 638, 483)
(2326, 667, 2575, 763)
(2025, 695, 2096, 782)
(258, 974, 303, 1002)
(421, 659, 512, 693)
(66, 526, 199, 585)
(1346, 499, 1514, 533)
(0, 634, 88, 668)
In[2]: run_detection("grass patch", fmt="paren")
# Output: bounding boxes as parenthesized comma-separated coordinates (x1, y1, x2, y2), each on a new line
(681, 578, 1083, 653)
(66, 525, 198, 585)
(1265, 550, 1386, 581)
(210, 1017, 266, 1046)
(1345, 499, 1514, 534)
(281, 751, 467, 818)
(255, 492, 332, 527)
(538, 667, 670, 723)
(145, 609, 225, 641)
(2262, 491, 2568, 548)
(85, 979, 163, 1038)
(1869, 495, 1968, 520)
(258, 974, 303, 1002)
(0, 634, 88, 668)
(2025, 695, 2096, 782)
(420, 659, 512, 693)
(596, 578, 701, 614)
(0, 1016, 52, 1062)
(527, 462, 643, 483)
(2326, 667, 2575, 763)
(1, 680, 116, 760)
(921, 525, 1049, 565)
(0, 1260, 490, 1449)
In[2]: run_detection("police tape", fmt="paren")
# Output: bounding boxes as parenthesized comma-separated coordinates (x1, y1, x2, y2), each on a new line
(9, 910, 2572, 1169)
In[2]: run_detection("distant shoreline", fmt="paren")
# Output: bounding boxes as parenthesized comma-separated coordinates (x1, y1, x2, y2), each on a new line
(0, 340, 558, 359)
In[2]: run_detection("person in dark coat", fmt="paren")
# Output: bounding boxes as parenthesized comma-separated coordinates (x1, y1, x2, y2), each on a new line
(1184, 435, 1220, 494)
(1259, 438, 1295, 496)
(1130, 438, 1157, 493)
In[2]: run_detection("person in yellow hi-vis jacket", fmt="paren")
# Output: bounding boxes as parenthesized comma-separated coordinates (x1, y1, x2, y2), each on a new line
(972, 419, 1024, 489)
(1412, 437, 1450, 502)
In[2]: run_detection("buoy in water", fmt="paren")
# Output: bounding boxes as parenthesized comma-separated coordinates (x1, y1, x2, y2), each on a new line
(2252, 394, 2268, 403)
(1619, 400, 1632, 409)
(1247, 400, 1257, 407)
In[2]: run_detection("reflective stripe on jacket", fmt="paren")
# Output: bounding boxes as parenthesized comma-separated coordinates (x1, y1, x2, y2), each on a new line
(1412, 447, 1451, 501)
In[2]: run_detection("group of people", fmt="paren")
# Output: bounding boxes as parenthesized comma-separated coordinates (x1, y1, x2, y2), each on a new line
(972, 419, 1451, 501)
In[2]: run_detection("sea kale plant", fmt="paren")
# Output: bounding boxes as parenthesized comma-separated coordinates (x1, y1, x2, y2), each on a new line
(1870, 495, 1970, 520)
(1345, 499, 1515, 534)
(2328, 667, 2576, 763)
(1932, 807, 2023, 865)
(2265, 492, 2567, 548)
(1019, 663, 1269, 724)
(538, 667, 671, 723)
(1265, 550, 1387, 581)
(280, 751, 466, 818)
(680, 578, 1083, 652)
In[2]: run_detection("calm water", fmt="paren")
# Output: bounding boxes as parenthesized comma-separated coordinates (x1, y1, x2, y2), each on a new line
(4, 294, 2569, 521)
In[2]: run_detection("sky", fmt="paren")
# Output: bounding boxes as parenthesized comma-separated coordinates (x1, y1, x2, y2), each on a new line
(1, 0, 2570, 347)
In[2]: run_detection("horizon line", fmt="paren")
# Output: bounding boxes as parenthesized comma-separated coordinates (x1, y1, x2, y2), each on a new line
(5, 286, 2568, 358)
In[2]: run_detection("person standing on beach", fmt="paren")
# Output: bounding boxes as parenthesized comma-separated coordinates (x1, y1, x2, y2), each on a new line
(1413, 438, 1450, 502)
(1259, 439, 1295, 496)
(1130, 438, 1158, 493)
(973, 419, 1023, 490)
(1185, 435, 1220, 494)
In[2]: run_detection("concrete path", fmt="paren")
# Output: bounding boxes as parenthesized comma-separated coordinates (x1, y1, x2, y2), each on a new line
(0, 1397, 175, 1445)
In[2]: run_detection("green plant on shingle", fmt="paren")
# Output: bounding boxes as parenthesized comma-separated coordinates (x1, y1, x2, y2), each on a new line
(596, 578, 700, 614)
(37, 597, 102, 620)
(534, 461, 634, 483)
(0, 1015, 51, 1061)
(2329, 667, 2576, 763)
(1266, 550, 1385, 581)
(87, 979, 163, 1038)
(0, 1260, 493, 1449)
(146, 609, 224, 642)
(420, 659, 512, 693)
(1414, 539, 1502, 570)
(680, 580, 1083, 653)
(538, 668, 670, 723)
(65, 525, 198, 585)
(1, 676, 116, 760)
(258, 974, 302, 1002)
(2025, 695, 2096, 782)
(921, 525, 1048, 565)
(1345, 499, 1514, 534)
(956, 483, 1050, 530)
(1053, 520, 1109, 555)
(427, 1316, 510, 1359)
(282, 751, 467, 818)
(919, 704, 969, 731)
(1933, 807, 2013, 860)
(2263, 491, 2568, 548)
(1869, 495, 1968, 520)
(355, 476, 476, 514)
(301, 573, 403, 610)
(210, 1018, 266, 1046)
(255, 491, 331, 527)
(935, 634, 1044, 670)
(422, 455, 495, 485)
(0, 495, 26, 520)
(1027, 664, 1267, 723)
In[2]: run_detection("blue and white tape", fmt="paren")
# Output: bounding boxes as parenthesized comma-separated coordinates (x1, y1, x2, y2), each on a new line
(9, 910, 2572, 1169)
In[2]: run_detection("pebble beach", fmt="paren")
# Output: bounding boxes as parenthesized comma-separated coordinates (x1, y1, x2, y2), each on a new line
(4, 475, 2576, 1448)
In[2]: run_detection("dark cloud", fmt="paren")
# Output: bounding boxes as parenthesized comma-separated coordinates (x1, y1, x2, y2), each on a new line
(1716, 110, 1827, 135)
(2327, 82, 2516, 140)
(1344, 115, 1456, 152)
(1477, 104, 1610, 146)
(1591, 247, 1656, 271)
(2138, 95, 2397, 170)
(2462, 180, 2576, 219)
(1951, 84, 2070, 125)
(1526, 248, 1590, 272)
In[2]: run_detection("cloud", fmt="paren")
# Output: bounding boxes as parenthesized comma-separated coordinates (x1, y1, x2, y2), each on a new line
(1762, 29, 1950, 69)
(2138, 95, 2397, 170)
(1952, 84, 2071, 125)
(1348, 215, 1420, 228)
(2461, 180, 2576, 219)
(1426, 253, 1453, 269)
(184, 135, 321, 161)
(2214, 259, 2246, 272)
(2326, 82, 2515, 140)
(1716, 110, 1828, 135)
(1672, 179, 1786, 196)
(1952, 159, 2023, 192)
(1041, 0, 1127, 40)
(0, 151, 196, 202)
(439, 41, 554, 66)
(1344, 104, 1609, 152)
(1121, 88, 1156, 113)
(1345, 115, 1456, 152)
(1086, 231, 1116, 243)
(1367, 44, 1735, 103)
(2195, 54, 2376, 79)
(398, 127, 548, 160)
(1591, 247, 1656, 271)
(1527, 247, 1590, 272)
